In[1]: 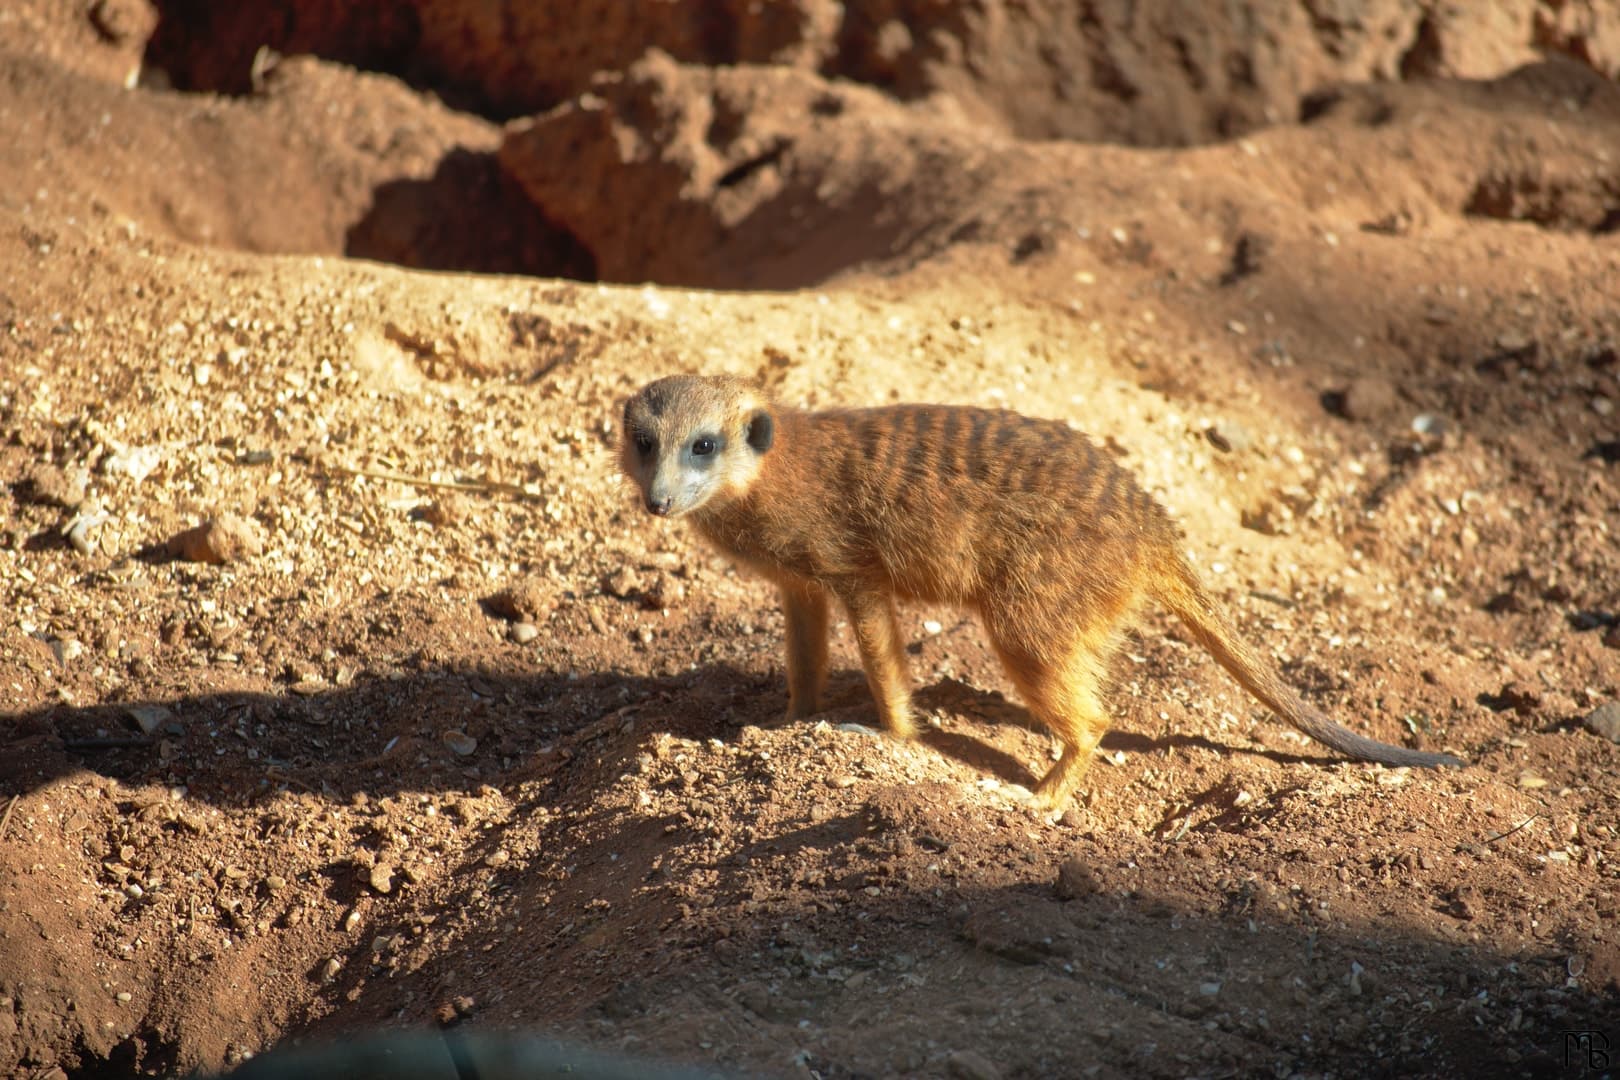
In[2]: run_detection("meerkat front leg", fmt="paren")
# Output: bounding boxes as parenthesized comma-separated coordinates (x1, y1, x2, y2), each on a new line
(780, 579, 830, 719)
(840, 588, 917, 740)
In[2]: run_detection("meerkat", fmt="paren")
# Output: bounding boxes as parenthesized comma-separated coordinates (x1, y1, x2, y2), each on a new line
(618, 374, 1462, 810)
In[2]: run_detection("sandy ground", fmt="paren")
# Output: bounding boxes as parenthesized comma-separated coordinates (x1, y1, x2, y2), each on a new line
(1, 3, 1618, 1078)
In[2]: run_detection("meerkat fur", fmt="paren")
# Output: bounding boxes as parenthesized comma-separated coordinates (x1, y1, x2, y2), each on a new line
(619, 374, 1462, 811)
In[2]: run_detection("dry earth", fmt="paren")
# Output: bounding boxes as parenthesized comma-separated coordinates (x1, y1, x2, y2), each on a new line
(2, 2, 1619, 1078)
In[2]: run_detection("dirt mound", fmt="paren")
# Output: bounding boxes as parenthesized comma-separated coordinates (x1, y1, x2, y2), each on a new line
(142, 0, 834, 119)
(14, 2, 1618, 288)
(0, 39, 586, 277)
(2, 3, 1619, 1078)
(499, 50, 1005, 289)
(2, 0, 154, 89)
(1301, 58, 1620, 233)
(141, 0, 1620, 143)
(504, 53, 1620, 289)
(831, 0, 1620, 143)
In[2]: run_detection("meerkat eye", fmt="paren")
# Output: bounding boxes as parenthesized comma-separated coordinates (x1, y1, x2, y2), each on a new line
(634, 432, 654, 455)
(691, 437, 716, 456)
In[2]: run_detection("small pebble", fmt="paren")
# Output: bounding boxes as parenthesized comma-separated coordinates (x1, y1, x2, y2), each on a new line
(368, 863, 395, 894)
(644, 572, 685, 608)
(170, 512, 265, 565)
(102, 444, 164, 483)
(946, 1049, 1002, 1080)
(1494, 330, 1535, 355)
(20, 463, 88, 509)
(1054, 856, 1099, 900)
(126, 703, 174, 735)
(50, 638, 84, 665)
(1205, 421, 1252, 453)
(1330, 376, 1398, 422)
(510, 621, 540, 644)
(1583, 701, 1620, 744)
(487, 577, 549, 622)
(418, 492, 470, 526)
(442, 731, 477, 756)
(1412, 413, 1448, 439)
(605, 567, 642, 600)
(65, 508, 111, 555)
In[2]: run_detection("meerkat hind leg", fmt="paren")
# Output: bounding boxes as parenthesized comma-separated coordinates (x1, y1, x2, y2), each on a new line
(780, 580, 830, 720)
(993, 635, 1115, 812)
(841, 589, 917, 739)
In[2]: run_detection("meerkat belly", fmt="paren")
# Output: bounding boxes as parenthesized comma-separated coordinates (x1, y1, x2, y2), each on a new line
(853, 510, 983, 602)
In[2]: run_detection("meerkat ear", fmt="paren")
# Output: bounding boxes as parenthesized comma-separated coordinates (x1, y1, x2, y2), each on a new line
(745, 409, 774, 453)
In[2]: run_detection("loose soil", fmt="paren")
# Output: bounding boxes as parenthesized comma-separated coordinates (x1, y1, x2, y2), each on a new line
(1, 3, 1617, 1078)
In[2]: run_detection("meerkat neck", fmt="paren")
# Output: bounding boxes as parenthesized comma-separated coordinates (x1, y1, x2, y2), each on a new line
(688, 402, 813, 562)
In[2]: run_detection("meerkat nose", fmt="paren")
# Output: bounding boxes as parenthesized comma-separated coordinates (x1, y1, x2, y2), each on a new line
(647, 495, 673, 516)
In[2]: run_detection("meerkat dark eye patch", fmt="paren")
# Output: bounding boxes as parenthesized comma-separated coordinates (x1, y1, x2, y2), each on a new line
(746, 409, 774, 453)
(634, 432, 655, 456)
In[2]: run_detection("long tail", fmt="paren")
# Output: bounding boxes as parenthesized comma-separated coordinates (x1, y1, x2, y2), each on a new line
(1153, 556, 1463, 769)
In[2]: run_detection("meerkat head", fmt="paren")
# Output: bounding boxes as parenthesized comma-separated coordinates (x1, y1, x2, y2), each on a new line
(620, 375, 775, 518)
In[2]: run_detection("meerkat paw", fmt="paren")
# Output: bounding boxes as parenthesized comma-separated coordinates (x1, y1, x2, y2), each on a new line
(886, 721, 918, 742)
(1032, 774, 1081, 815)
(882, 708, 919, 741)
(1037, 802, 1072, 826)
(783, 699, 822, 722)
(1033, 788, 1073, 815)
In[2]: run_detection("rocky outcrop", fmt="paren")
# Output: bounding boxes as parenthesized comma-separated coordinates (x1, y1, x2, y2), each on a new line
(143, 0, 1620, 145)
(498, 51, 1009, 289)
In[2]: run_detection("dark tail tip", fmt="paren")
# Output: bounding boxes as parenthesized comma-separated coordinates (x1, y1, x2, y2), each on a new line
(1371, 746, 1464, 769)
